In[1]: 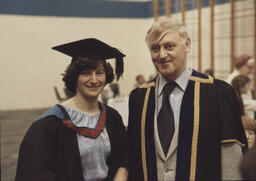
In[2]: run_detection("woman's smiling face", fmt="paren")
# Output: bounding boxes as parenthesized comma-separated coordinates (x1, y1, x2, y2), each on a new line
(76, 60, 106, 100)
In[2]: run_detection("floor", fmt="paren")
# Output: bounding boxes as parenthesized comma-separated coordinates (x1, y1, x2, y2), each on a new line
(1, 108, 48, 181)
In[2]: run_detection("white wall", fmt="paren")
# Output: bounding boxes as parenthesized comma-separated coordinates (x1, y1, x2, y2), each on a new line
(169, 0, 255, 79)
(0, 15, 155, 110)
(1, 0, 255, 110)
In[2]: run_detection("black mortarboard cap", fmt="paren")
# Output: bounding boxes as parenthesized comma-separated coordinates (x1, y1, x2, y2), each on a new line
(52, 38, 125, 79)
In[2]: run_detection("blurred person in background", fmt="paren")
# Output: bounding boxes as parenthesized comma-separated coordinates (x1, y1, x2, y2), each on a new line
(204, 68, 214, 78)
(134, 74, 146, 87)
(100, 84, 114, 104)
(110, 82, 120, 98)
(248, 58, 255, 76)
(149, 72, 158, 81)
(247, 58, 255, 93)
(226, 54, 251, 85)
(16, 38, 128, 181)
(241, 116, 256, 149)
(53, 86, 73, 102)
(232, 75, 256, 120)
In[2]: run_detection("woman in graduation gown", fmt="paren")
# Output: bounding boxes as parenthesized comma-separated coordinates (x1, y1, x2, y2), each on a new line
(15, 38, 128, 181)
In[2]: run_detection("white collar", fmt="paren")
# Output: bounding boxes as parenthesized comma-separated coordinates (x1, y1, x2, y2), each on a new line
(157, 67, 192, 97)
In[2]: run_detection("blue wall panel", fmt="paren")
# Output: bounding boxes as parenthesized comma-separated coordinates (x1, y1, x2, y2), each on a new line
(0, 0, 231, 18)
(0, 0, 151, 18)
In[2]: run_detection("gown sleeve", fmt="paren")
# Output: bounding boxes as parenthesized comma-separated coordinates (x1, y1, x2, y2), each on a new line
(105, 106, 128, 181)
(221, 143, 243, 180)
(215, 80, 248, 180)
(15, 116, 59, 181)
(115, 111, 128, 168)
(216, 79, 247, 149)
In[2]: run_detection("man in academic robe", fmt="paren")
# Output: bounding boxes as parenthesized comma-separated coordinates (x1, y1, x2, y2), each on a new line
(126, 18, 247, 181)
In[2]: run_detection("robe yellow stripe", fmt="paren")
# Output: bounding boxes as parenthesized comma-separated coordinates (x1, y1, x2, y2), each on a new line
(139, 82, 155, 88)
(190, 76, 214, 83)
(189, 81, 200, 181)
(220, 139, 246, 147)
(141, 87, 151, 181)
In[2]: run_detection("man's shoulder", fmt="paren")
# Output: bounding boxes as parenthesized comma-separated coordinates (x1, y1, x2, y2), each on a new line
(189, 70, 214, 84)
(213, 79, 235, 97)
(129, 80, 156, 104)
(189, 70, 234, 95)
(131, 79, 156, 93)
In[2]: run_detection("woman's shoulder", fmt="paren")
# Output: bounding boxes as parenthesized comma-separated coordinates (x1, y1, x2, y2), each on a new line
(23, 105, 68, 140)
(32, 105, 67, 128)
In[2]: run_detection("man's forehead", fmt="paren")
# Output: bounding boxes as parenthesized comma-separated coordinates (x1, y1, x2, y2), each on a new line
(150, 30, 180, 46)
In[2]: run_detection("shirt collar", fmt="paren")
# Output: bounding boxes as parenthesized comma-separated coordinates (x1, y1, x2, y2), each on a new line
(157, 67, 192, 96)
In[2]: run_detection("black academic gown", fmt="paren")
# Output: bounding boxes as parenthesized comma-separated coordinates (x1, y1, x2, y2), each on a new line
(15, 104, 127, 181)
(127, 70, 247, 181)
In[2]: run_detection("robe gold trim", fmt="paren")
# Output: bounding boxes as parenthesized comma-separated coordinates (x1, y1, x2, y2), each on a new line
(221, 139, 246, 147)
(140, 76, 215, 181)
(140, 82, 155, 181)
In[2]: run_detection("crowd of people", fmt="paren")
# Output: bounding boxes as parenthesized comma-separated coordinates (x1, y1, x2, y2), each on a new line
(15, 18, 255, 181)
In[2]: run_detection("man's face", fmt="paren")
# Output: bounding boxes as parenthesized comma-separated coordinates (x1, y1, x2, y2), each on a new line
(149, 31, 190, 81)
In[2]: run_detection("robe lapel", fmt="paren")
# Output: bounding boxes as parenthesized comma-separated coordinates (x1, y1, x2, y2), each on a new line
(154, 117, 179, 161)
(140, 82, 158, 181)
(57, 105, 84, 181)
(154, 116, 166, 161)
(60, 126, 84, 181)
(166, 123, 179, 158)
(154, 77, 179, 161)
(175, 80, 195, 181)
(175, 71, 214, 181)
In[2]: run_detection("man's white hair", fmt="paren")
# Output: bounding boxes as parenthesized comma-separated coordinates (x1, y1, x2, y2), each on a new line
(145, 17, 189, 47)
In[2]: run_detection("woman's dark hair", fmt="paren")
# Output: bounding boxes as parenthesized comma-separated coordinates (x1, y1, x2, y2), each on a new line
(62, 57, 114, 96)
(231, 75, 250, 116)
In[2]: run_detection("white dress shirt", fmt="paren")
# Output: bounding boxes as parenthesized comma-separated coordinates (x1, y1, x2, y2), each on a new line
(157, 67, 192, 128)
